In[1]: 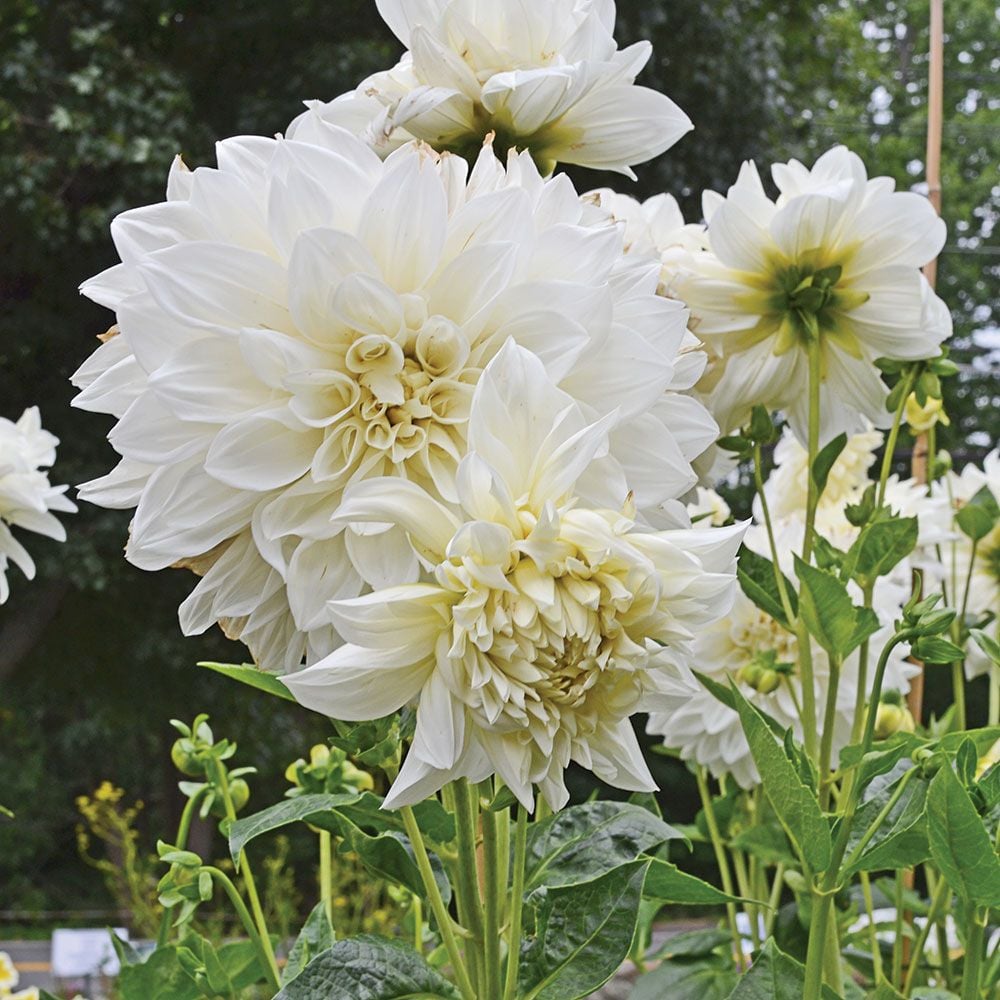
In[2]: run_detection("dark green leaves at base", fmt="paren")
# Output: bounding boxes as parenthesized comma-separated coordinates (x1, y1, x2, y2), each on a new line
(730, 684, 832, 872)
(274, 936, 460, 999)
(726, 939, 840, 999)
(519, 861, 649, 1000)
(524, 800, 680, 892)
(927, 764, 1000, 906)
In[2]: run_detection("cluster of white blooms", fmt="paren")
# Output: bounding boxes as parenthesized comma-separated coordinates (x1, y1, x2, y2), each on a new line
(0, 948, 40, 999)
(646, 427, 945, 788)
(73, 0, 960, 807)
(0, 408, 76, 605)
(291, 0, 692, 177)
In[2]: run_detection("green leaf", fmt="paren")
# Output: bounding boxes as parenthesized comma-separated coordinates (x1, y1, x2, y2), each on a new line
(971, 629, 1000, 667)
(335, 792, 456, 846)
(867, 983, 906, 999)
(647, 928, 732, 961)
(644, 858, 742, 905)
(910, 636, 965, 665)
(927, 764, 1000, 906)
(730, 822, 798, 868)
(729, 683, 832, 872)
(632, 956, 739, 1000)
(524, 800, 681, 892)
(794, 556, 879, 657)
(726, 939, 840, 999)
(955, 485, 1000, 542)
(519, 860, 649, 1000)
(228, 793, 362, 865)
(273, 935, 460, 999)
(283, 903, 335, 985)
(812, 433, 848, 497)
(738, 548, 797, 630)
(115, 945, 202, 1000)
(844, 767, 930, 875)
(196, 661, 295, 701)
(842, 517, 919, 585)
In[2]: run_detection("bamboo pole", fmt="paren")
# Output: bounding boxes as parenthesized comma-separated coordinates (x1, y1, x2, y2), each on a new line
(906, 0, 944, 729)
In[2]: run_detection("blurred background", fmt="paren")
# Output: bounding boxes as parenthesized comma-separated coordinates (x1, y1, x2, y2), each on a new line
(0, 0, 997, 928)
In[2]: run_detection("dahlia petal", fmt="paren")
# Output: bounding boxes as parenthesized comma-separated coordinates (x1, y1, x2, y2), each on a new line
(205, 412, 321, 491)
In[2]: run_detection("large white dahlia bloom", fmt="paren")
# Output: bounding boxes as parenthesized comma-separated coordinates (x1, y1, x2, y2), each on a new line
(285, 343, 745, 810)
(0, 407, 76, 604)
(73, 121, 715, 672)
(290, 0, 691, 176)
(680, 145, 951, 444)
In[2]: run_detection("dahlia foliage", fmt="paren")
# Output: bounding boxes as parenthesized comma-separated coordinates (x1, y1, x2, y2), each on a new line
(69, 1, 999, 998)
(0, 407, 75, 604)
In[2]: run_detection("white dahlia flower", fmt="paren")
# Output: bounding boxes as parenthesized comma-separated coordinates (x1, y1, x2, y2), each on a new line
(291, 0, 692, 176)
(73, 123, 716, 673)
(680, 146, 951, 443)
(943, 451, 999, 679)
(0, 408, 76, 605)
(585, 189, 706, 299)
(285, 343, 744, 810)
(645, 517, 919, 789)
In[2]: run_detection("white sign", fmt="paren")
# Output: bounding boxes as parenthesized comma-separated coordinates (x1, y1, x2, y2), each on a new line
(51, 929, 128, 978)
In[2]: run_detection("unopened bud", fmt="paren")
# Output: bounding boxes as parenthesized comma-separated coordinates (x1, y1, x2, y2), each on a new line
(904, 393, 949, 433)
(874, 702, 915, 739)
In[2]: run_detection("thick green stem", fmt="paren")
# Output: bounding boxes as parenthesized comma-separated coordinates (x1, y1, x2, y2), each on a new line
(204, 867, 281, 994)
(319, 830, 333, 927)
(213, 761, 280, 988)
(877, 368, 918, 508)
(400, 805, 477, 1000)
(503, 806, 528, 1000)
(961, 909, 986, 1000)
(803, 337, 823, 563)
(851, 582, 877, 746)
(819, 654, 843, 809)
(892, 872, 906, 988)
(695, 767, 744, 972)
(479, 784, 504, 1000)
(448, 781, 485, 993)
(157, 789, 206, 948)
(803, 892, 835, 1000)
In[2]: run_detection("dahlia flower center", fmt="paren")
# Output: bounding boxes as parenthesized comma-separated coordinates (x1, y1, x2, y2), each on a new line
(437, 524, 645, 736)
(733, 606, 799, 666)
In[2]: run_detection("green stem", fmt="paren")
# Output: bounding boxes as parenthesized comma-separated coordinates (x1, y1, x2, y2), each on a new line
(449, 781, 485, 994)
(851, 582, 877, 746)
(400, 805, 477, 1000)
(157, 789, 206, 948)
(950, 539, 978, 732)
(877, 368, 917, 509)
(753, 440, 796, 625)
(213, 760, 280, 988)
(860, 871, 884, 985)
(892, 872, 905, 989)
(961, 909, 986, 1000)
(732, 849, 760, 952)
(803, 337, 823, 563)
(503, 805, 528, 1000)
(824, 910, 844, 994)
(695, 767, 744, 972)
(203, 867, 281, 994)
(819, 653, 843, 809)
(479, 784, 504, 1000)
(902, 876, 951, 996)
(319, 830, 333, 927)
(842, 769, 919, 874)
(803, 892, 835, 1000)
(412, 895, 423, 954)
(764, 864, 785, 937)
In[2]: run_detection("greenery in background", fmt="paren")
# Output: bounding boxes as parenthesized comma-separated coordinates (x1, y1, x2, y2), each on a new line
(0, 0, 996, 917)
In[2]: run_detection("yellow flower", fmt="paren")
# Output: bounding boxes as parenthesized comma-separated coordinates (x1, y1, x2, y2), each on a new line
(905, 393, 949, 433)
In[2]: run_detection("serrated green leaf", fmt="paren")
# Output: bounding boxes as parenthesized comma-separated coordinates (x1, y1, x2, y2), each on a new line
(197, 661, 295, 700)
(726, 939, 840, 999)
(738, 548, 798, 630)
(644, 858, 742, 905)
(927, 764, 1000, 906)
(842, 517, 919, 585)
(729, 684, 832, 872)
(795, 556, 879, 657)
(333, 792, 456, 846)
(519, 861, 649, 1000)
(647, 928, 732, 961)
(524, 800, 681, 892)
(228, 793, 362, 865)
(273, 936, 460, 999)
(812, 433, 848, 497)
(283, 903, 335, 985)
